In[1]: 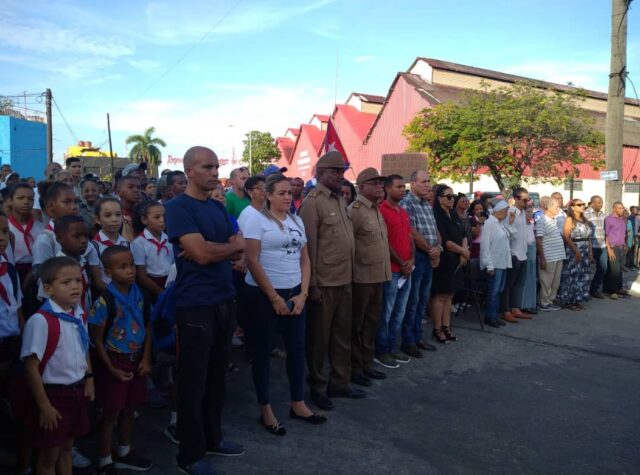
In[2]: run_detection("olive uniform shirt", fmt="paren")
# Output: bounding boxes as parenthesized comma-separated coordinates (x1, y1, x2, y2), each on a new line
(348, 195, 391, 284)
(299, 183, 355, 287)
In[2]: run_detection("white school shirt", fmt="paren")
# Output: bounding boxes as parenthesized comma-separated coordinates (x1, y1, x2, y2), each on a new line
(9, 217, 44, 264)
(505, 206, 527, 261)
(92, 230, 129, 285)
(0, 253, 23, 338)
(32, 221, 59, 265)
(131, 229, 174, 277)
(20, 300, 88, 385)
(479, 215, 513, 272)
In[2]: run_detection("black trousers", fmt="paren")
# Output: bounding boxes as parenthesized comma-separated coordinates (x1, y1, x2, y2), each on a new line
(176, 302, 234, 467)
(499, 257, 527, 312)
(603, 247, 624, 294)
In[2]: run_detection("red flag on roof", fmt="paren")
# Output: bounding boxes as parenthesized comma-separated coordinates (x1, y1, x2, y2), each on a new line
(323, 118, 349, 168)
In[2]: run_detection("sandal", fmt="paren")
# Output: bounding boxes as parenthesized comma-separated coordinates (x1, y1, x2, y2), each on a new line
(432, 328, 449, 344)
(566, 303, 580, 311)
(441, 326, 457, 341)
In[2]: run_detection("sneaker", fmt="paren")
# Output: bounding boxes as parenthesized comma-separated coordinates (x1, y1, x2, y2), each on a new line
(400, 344, 423, 359)
(390, 351, 410, 364)
(165, 424, 179, 444)
(178, 458, 217, 475)
(538, 304, 553, 312)
(548, 305, 561, 311)
(231, 334, 244, 348)
(374, 354, 399, 369)
(206, 440, 245, 457)
(96, 463, 118, 475)
(608, 293, 619, 300)
(590, 291, 605, 299)
(114, 449, 152, 471)
(71, 447, 92, 469)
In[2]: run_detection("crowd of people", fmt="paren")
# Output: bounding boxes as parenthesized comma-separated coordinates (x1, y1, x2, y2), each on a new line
(0, 149, 638, 475)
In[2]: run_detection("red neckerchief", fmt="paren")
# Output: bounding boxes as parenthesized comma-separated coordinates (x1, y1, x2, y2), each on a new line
(146, 232, 169, 256)
(8, 215, 35, 254)
(0, 255, 11, 305)
(94, 232, 115, 247)
(45, 221, 55, 232)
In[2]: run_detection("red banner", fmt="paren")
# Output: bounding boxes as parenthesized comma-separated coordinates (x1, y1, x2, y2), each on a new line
(323, 119, 349, 167)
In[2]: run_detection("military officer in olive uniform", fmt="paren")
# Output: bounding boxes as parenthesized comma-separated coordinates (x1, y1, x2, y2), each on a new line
(348, 168, 391, 387)
(299, 151, 363, 410)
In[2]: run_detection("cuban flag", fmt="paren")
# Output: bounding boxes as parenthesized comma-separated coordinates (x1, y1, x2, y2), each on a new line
(323, 118, 350, 169)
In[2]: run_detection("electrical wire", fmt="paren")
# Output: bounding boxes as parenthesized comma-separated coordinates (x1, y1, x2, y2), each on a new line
(52, 96, 79, 143)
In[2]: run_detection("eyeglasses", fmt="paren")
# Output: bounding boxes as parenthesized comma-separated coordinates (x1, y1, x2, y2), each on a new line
(441, 194, 455, 200)
(574, 203, 585, 207)
(251, 186, 266, 192)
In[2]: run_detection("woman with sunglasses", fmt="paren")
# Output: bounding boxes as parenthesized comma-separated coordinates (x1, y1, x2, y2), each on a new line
(557, 199, 593, 310)
(431, 185, 469, 342)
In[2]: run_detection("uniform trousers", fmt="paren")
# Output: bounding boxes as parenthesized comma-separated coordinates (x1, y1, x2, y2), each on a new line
(306, 284, 352, 394)
(351, 282, 383, 375)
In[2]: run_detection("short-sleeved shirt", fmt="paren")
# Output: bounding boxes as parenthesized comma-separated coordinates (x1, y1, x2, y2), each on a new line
(535, 215, 566, 262)
(9, 216, 44, 264)
(225, 191, 251, 219)
(21, 300, 88, 385)
(400, 192, 438, 247)
(89, 283, 146, 354)
(92, 231, 130, 285)
(380, 200, 412, 273)
(243, 211, 307, 289)
(237, 205, 262, 235)
(584, 207, 606, 248)
(349, 195, 391, 284)
(0, 254, 22, 337)
(165, 194, 236, 307)
(132, 229, 174, 277)
(604, 214, 626, 247)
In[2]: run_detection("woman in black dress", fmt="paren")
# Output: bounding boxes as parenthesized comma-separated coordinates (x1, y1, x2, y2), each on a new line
(431, 185, 469, 343)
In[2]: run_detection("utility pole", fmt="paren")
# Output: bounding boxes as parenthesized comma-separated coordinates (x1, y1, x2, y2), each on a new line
(107, 113, 114, 179)
(45, 88, 53, 164)
(605, 0, 629, 207)
(249, 130, 253, 174)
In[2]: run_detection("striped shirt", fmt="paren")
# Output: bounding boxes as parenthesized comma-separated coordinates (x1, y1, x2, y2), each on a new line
(400, 192, 438, 246)
(584, 207, 606, 248)
(535, 215, 566, 262)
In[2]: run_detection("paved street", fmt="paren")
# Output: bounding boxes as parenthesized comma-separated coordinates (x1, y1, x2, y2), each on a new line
(115, 270, 640, 475)
(2, 273, 639, 474)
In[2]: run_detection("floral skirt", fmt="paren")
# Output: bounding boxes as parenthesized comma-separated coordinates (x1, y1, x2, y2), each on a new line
(557, 241, 591, 304)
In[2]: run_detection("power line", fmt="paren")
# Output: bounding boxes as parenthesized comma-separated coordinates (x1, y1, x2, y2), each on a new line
(52, 96, 79, 143)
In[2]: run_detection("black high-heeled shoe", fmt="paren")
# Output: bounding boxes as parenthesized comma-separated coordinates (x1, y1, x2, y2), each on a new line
(432, 328, 449, 344)
(442, 326, 457, 341)
(260, 416, 286, 436)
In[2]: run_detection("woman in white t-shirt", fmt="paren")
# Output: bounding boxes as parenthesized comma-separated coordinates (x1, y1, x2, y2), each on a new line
(243, 173, 326, 436)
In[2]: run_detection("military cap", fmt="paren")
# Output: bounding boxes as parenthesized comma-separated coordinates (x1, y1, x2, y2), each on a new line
(316, 151, 346, 169)
(356, 167, 386, 186)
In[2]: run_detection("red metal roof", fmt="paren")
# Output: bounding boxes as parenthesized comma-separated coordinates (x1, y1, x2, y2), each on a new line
(311, 114, 330, 123)
(285, 127, 300, 136)
(574, 146, 640, 181)
(275, 137, 294, 162)
(348, 92, 386, 104)
(333, 104, 377, 141)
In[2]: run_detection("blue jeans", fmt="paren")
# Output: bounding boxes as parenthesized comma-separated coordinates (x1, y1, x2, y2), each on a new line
(376, 272, 412, 356)
(590, 246, 608, 294)
(402, 251, 432, 345)
(485, 269, 507, 321)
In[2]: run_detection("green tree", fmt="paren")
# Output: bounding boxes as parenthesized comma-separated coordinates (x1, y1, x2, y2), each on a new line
(125, 126, 167, 176)
(242, 130, 280, 175)
(403, 81, 605, 193)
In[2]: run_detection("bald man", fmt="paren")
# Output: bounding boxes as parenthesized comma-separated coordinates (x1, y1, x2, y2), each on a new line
(165, 146, 246, 473)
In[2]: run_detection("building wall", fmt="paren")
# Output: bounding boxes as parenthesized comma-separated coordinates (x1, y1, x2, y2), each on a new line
(0, 116, 47, 179)
(287, 131, 319, 180)
(364, 76, 432, 170)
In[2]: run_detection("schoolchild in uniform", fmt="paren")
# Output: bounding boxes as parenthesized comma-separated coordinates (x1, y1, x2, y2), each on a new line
(20, 256, 94, 475)
(92, 197, 130, 286)
(131, 200, 174, 299)
(7, 183, 43, 284)
(90, 245, 152, 474)
(115, 176, 142, 243)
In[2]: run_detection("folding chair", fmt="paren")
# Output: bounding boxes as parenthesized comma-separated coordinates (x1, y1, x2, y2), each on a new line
(455, 258, 487, 329)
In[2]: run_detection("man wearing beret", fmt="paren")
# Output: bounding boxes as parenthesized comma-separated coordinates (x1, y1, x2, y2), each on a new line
(348, 168, 391, 387)
(299, 151, 362, 410)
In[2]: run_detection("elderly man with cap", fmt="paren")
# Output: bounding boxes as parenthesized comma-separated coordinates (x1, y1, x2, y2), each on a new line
(348, 168, 391, 387)
(299, 151, 360, 410)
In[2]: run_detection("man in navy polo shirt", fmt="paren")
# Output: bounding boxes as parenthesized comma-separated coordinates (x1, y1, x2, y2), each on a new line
(165, 146, 246, 475)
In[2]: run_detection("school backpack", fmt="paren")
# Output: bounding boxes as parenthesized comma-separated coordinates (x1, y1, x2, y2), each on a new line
(98, 287, 152, 344)
(149, 282, 177, 352)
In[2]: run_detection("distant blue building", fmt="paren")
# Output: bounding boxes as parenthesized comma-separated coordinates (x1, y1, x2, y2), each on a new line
(0, 114, 47, 180)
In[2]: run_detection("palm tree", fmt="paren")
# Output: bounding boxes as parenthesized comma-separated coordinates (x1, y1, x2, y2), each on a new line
(125, 127, 167, 176)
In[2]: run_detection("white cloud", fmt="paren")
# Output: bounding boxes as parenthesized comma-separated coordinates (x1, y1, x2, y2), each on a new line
(354, 55, 374, 63)
(501, 60, 610, 92)
(128, 59, 163, 73)
(143, 0, 338, 44)
(308, 26, 341, 40)
(88, 84, 334, 176)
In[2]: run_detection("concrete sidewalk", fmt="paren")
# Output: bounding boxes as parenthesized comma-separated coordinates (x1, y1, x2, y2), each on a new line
(123, 270, 640, 474)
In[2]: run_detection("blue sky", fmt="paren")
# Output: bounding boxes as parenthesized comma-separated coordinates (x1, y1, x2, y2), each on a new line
(1, 0, 639, 175)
